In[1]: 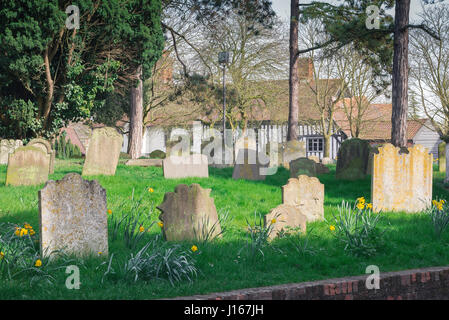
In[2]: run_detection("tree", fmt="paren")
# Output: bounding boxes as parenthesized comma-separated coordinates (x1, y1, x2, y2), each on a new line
(296, 0, 439, 147)
(0, 1, 164, 140)
(409, 3, 449, 179)
(287, 0, 300, 141)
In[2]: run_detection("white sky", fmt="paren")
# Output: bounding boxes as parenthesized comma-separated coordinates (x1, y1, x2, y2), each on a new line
(271, 0, 441, 23)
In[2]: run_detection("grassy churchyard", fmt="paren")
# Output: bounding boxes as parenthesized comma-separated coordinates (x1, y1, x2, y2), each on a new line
(0, 158, 448, 300)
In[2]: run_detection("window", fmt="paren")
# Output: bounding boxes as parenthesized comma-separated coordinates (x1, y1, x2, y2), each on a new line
(307, 138, 324, 152)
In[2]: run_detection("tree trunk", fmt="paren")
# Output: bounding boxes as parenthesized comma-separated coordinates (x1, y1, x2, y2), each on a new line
(128, 65, 143, 159)
(287, 0, 300, 141)
(323, 134, 331, 158)
(391, 0, 410, 147)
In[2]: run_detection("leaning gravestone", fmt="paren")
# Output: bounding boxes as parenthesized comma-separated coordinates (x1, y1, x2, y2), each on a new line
(82, 127, 123, 176)
(372, 143, 432, 213)
(264, 204, 307, 240)
(5, 146, 50, 186)
(157, 184, 221, 241)
(232, 148, 267, 181)
(282, 175, 324, 222)
(289, 157, 316, 178)
(282, 140, 306, 169)
(39, 173, 108, 257)
(163, 154, 208, 178)
(439, 142, 446, 173)
(0, 139, 23, 165)
(336, 138, 370, 180)
(28, 138, 55, 174)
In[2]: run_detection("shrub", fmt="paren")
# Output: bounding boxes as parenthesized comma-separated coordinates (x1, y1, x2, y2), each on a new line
(328, 198, 384, 257)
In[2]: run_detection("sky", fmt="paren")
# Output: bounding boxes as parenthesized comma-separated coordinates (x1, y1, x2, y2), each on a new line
(271, 0, 441, 23)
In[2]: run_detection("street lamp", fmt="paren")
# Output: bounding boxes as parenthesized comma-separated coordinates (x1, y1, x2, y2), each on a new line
(218, 51, 229, 146)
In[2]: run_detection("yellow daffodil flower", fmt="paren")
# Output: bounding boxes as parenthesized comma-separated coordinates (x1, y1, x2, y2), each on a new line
(139, 226, 145, 233)
(329, 225, 336, 231)
(271, 218, 276, 224)
(356, 203, 365, 210)
(191, 245, 198, 252)
(0, 252, 4, 259)
(366, 203, 373, 210)
(157, 221, 163, 228)
(34, 259, 42, 267)
(107, 209, 112, 215)
(148, 188, 154, 193)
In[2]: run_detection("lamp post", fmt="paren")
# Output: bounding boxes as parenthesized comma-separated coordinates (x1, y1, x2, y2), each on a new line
(218, 51, 229, 147)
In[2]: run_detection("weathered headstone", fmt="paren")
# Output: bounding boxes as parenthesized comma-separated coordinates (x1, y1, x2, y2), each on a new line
(282, 140, 306, 169)
(264, 204, 307, 240)
(372, 143, 432, 213)
(336, 138, 370, 180)
(149, 149, 166, 159)
(366, 145, 380, 175)
(125, 159, 163, 167)
(0, 139, 23, 165)
(439, 142, 446, 173)
(82, 127, 123, 176)
(28, 138, 55, 174)
(157, 184, 221, 241)
(5, 146, 50, 186)
(163, 154, 208, 178)
(39, 173, 108, 257)
(282, 175, 324, 222)
(289, 157, 317, 178)
(232, 148, 267, 181)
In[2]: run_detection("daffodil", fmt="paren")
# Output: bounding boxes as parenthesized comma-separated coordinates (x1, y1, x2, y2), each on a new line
(24, 223, 32, 229)
(366, 203, 373, 210)
(0, 252, 4, 259)
(271, 218, 276, 224)
(107, 209, 112, 215)
(357, 197, 366, 205)
(148, 187, 154, 193)
(34, 259, 42, 267)
(29, 229, 35, 236)
(356, 202, 365, 210)
(329, 225, 335, 231)
(139, 226, 145, 233)
(191, 245, 198, 252)
(157, 221, 163, 228)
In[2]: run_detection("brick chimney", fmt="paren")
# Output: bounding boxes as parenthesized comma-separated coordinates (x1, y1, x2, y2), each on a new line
(298, 58, 314, 82)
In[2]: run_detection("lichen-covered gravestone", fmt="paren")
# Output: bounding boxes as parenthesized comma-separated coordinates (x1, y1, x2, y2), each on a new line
(232, 148, 267, 181)
(289, 157, 316, 178)
(439, 142, 446, 173)
(39, 173, 108, 257)
(28, 138, 55, 174)
(5, 146, 50, 186)
(82, 127, 123, 176)
(163, 154, 208, 178)
(157, 184, 221, 241)
(282, 175, 324, 222)
(0, 139, 23, 165)
(264, 204, 307, 240)
(282, 140, 306, 169)
(372, 143, 432, 213)
(336, 138, 370, 180)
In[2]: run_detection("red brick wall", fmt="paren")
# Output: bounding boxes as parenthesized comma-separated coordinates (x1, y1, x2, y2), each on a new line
(173, 266, 449, 300)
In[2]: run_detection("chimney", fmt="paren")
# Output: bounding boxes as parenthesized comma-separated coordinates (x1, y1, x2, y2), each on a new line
(298, 58, 313, 82)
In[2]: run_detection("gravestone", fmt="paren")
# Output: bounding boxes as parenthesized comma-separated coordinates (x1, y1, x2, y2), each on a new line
(282, 175, 324, 222)
(39, 173, 108, 257)
(163, 154, 208, 178)
(264, 204, 307, 240)
(0, 139, 23, 165)
(366, 145, 380, 175)
(336, 138, 370, 180)
(234, 136, 257, 161)
(232, 148, 267, 181)
(289, 157, 316, 178)
(149, 149, 166, 159)
(372, 143, 432, 213)
(5, 146, 50, 186)
(157, 184, 221, 241)
(28, 138, 55, 174)
(125, 159, 163, 167)
(439, 142, 446, 173)
(82, 127, 123, 176)
(282, 140, 306, 169)
(308, 155, 320, 163)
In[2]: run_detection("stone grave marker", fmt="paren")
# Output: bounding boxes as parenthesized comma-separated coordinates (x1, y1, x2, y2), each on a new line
(282, 140, 306, 169)
(82, 127, 123, 176)
(289, 157, 317, 178)
(5, 146, 50, 186)
(282, 175, 324, 222)
(0, 139, 23, 165)
(163, 154, 208, 178)
(157, 184, 221, 241)
(39, 173, 108, 257)
(264, 204, 307, 240)
(336, 138, 370, 180)
(28, 138, 55, 174)
(372, 143, 432, 213)
(232, 148, 267, 181)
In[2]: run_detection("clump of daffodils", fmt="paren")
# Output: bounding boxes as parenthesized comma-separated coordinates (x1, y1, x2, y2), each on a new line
(432, 199, 445, 211)
(14, 223, 36, 237)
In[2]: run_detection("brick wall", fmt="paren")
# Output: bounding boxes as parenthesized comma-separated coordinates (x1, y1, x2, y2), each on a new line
(174, 266, 449, 300)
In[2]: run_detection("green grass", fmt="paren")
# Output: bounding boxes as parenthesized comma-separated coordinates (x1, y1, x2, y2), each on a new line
(0, 159, 449, 299)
